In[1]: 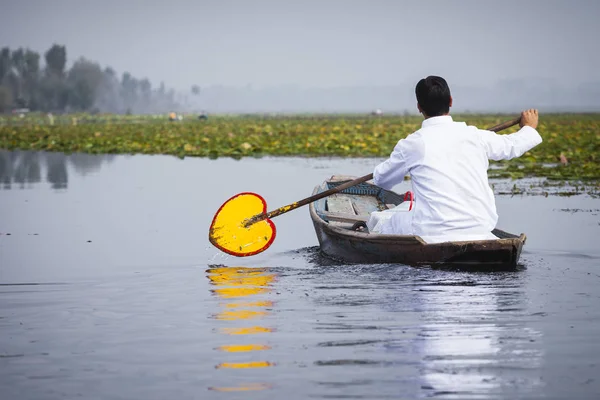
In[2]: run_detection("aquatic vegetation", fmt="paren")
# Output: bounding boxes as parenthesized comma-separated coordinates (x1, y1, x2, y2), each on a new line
(1, 113, 598, 183)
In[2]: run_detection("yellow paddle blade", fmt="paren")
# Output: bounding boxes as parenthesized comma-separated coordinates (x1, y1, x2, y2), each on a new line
(209, 193, 275, 257)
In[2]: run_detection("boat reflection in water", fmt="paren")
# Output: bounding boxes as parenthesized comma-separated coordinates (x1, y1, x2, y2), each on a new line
(415, 274, 545, 397)
(206, 265, 276, 392)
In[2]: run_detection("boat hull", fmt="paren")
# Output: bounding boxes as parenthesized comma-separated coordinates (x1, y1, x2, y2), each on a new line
(309, 178, 526, 268)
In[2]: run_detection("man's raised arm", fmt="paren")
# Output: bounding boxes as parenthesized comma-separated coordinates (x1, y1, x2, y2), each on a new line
(481, 109, 543, 161)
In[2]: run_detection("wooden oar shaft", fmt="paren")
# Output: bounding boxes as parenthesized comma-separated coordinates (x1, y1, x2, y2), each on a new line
(269, 173, 374, 218)
(244, 173, 374, 226)
(244, 116, 522, 227)
(487, 117, 521, 132)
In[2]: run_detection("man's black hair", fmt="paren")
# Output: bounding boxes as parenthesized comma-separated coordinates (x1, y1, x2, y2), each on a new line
(415, 76, 451, 117)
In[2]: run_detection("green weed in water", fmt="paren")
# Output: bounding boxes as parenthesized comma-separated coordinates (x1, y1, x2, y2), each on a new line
(1, 113, 598, 183)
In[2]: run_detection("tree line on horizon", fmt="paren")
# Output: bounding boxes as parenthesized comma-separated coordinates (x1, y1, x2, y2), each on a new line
(0, 44, 180, 114)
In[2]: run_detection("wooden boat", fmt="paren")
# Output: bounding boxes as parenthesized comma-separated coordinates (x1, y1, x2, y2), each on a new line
(309, 176, 526, 268)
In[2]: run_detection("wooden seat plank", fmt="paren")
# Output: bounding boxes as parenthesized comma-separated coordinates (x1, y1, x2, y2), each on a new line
(321, 211, 369, 223)
(349, 195, 381, 215)
(327, 194, 356, 214)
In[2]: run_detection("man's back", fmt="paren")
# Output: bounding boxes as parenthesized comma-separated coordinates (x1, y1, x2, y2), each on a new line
(372, 115, 542, 243)
(403, 117, 500, 242)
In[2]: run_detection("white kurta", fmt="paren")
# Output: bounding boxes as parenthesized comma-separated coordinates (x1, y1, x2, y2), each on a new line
(371, 115, 542, 243)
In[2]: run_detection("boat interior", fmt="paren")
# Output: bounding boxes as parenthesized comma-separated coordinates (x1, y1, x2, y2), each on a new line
(313, 176, 519, 240)
(313, 176, 405, 230)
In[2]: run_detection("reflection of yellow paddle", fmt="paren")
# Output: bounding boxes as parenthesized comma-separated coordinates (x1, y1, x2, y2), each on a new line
(209, 117, 521, 257)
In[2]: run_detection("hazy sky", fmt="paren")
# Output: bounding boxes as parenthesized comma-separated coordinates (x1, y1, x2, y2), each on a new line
(2, 0, 599, 91)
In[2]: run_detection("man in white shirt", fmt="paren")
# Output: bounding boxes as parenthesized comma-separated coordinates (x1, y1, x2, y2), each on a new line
(368, 76, 542, 243)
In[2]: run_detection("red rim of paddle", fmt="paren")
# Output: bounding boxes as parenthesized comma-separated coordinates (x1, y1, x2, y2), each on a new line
(209, 192, 277, 257)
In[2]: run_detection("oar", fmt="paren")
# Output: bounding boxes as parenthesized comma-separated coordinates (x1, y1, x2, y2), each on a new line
(209, 116, 521, 257)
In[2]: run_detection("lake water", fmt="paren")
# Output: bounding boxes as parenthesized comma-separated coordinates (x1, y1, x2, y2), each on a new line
(1, 150, 599, 399)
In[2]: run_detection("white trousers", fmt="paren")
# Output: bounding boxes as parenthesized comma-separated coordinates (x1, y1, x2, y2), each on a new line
(367, 204, 498, 243)
(366, 202, 413, 234)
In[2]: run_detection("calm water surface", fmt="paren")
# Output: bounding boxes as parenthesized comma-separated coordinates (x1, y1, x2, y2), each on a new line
(1, 150, 599, 399)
